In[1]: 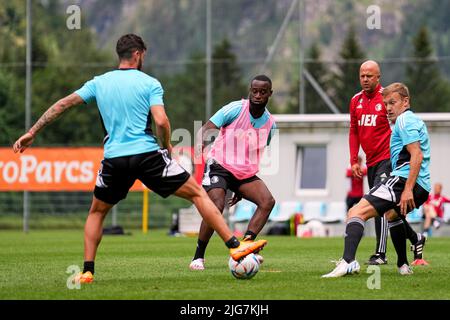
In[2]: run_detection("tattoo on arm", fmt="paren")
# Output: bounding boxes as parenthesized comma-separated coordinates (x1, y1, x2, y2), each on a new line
(29, 94, 80, 134)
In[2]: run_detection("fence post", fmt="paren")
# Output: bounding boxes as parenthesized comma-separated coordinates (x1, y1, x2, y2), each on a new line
(142, 188, 149, 233)
(23, 0, 32, 234)
(23, 192, 30, 233)
(112, 205, 118, 226)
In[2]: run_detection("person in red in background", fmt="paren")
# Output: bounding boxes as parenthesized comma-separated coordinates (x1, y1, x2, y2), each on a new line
(422, 183, 450, 237)
(346, 156, 367, 212)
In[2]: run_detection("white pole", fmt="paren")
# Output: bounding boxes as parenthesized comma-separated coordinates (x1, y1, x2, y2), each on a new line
(298, 0, 305, 114)
(303, 69, 340, 114)
(112, 205, 117, 226)
(24, 0, 32, 233)
(205, 0, 212, 120)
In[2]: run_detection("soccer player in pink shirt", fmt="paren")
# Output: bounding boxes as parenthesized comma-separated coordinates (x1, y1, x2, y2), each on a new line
(190, 75, 276, 270)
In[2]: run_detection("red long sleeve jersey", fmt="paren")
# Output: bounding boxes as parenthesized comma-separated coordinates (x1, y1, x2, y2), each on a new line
(349, 84, 391, 167)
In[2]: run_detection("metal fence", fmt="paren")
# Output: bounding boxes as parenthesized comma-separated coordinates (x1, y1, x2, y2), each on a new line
(0, 191, 191, 230)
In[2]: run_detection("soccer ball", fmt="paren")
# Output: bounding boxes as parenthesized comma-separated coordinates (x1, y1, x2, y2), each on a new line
(228, 253, 260, 279)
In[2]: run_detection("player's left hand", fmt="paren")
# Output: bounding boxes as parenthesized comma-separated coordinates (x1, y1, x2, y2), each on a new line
(399, 189, 415, 216)
(13, 132, 34, 153)
(351, 163, 363, 179)
(228, 192, 242, 207)
(194, 143, 204, 164)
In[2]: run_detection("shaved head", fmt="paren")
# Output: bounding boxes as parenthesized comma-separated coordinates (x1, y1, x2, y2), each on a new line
(360, 60, 381, 76)
(359, 60, 381, 93)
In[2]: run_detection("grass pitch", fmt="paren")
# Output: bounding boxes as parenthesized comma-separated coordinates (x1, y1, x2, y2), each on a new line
(0, 229, 449, 300)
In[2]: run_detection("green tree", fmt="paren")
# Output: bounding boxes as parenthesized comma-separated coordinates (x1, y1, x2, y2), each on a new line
(330, 26, 365, 112)
(0, 70, 24, 145)
(0, 1, 114, 146)
(286, 43, 331, 113)
(211, 38, 247, 114)
(163, 38, 246, 139)
(405, 26, 450, 112)
(31, 30, 112, 146)
(0, 2, 26, 145)
(162, 52, 206, 138)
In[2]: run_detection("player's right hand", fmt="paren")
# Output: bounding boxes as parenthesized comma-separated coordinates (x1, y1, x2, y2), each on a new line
(399, 188, 415, 216)
(228, 192, 242, 207)
(13, 132, 34, 153)
(351, 163, 363, 179)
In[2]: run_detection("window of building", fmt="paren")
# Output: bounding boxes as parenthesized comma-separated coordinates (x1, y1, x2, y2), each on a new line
(296, 145, 327, 190)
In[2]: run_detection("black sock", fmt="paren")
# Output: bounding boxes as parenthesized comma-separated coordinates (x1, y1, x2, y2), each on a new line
(401, 217, 419, 244)
(193, 239, 209, 260)
(225, 236, 240, 249)
(388, 219, 408, 267)
(343, 217, 365, 263)
(83, 261, 95, 274)
(243, 230, 257, 241)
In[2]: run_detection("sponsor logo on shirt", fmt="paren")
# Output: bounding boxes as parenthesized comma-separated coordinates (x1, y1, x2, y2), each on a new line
(358, 114, 378, 126)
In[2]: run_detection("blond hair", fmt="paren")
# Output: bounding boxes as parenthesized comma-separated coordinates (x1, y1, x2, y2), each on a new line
(382, 82, 410, 99)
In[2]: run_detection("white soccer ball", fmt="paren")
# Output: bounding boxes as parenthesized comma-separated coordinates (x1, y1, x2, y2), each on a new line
(228, 253, 260, 279)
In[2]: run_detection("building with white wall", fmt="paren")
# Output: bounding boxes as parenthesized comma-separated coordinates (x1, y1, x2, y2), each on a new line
(260, 113, 450, 205)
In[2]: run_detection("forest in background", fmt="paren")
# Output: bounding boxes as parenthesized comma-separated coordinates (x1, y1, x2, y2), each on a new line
(1, 0, 450, 147)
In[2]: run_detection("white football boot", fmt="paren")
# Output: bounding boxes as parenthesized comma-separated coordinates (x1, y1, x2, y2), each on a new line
(189, 258, 205, 270)
(398, 264, 413, 275)
(322, 259, 360, 278)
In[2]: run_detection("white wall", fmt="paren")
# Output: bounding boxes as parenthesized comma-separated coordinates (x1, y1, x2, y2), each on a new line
(260, 114, 450, 204)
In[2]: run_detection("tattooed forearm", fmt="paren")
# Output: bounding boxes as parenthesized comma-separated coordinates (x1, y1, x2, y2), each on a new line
(29, 95, 78, 135)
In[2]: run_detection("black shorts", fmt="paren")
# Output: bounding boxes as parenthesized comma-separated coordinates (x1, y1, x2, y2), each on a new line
(367, 159, 391, 188)
(364, 176, 429, 216)
(346, 196, 362, 211)
(94, 149, 190, 205)
(202, 159, 260, 194)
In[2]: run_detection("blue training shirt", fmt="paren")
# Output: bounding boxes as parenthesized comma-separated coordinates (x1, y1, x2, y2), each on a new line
(210, 100, 277, 145)
(75, 69, 163, 158)
(390, 109, 431, 192)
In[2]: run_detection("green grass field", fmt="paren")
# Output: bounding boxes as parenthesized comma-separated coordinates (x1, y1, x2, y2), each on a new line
(1, 229, 449, 300)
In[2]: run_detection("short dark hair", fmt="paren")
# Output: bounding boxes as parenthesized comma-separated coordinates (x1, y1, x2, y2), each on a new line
(251, 74, 272, 87)
(116, 34, 147, 60)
